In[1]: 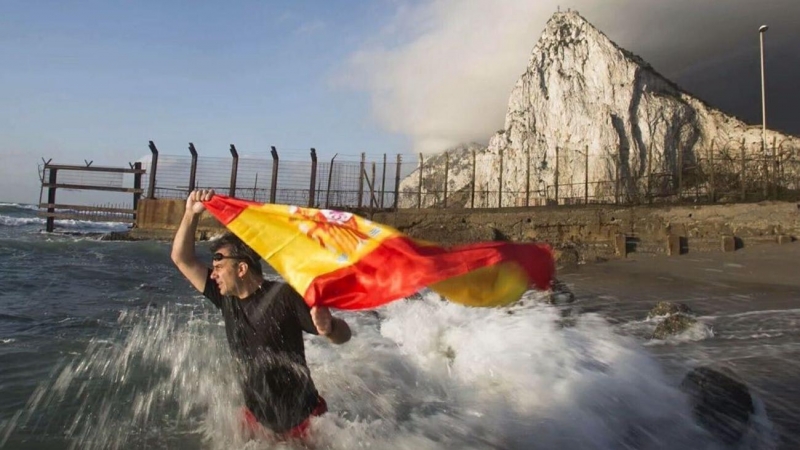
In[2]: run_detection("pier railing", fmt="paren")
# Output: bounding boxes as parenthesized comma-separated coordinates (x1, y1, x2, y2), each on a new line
(37, 160, 145, 232)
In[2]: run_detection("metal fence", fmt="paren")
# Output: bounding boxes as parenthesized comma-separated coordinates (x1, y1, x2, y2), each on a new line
(138, 138, 800, 212)
(141, 142, 408, 210)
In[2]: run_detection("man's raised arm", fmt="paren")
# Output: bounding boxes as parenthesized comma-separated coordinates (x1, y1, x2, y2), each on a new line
(171, 189, 215, 292)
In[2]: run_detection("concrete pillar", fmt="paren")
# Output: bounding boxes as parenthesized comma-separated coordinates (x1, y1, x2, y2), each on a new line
(722, 236, 736, 252)
(615, 234, 627, 257)
(667, 235, 683, 256)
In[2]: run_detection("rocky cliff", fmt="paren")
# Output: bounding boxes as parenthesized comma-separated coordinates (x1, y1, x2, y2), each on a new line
(400, 11, 799, 208)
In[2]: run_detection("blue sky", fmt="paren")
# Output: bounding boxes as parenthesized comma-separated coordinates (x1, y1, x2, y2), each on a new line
(0, 0, 407, 203)
(2, 0, 798, 204)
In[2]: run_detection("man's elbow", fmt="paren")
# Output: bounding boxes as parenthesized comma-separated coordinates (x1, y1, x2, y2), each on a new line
(170, 250, 182, 266)
(170, 249, 192, 269)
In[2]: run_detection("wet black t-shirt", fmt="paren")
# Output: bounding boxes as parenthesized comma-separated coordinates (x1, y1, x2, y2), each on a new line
(202, 271, 320, 432)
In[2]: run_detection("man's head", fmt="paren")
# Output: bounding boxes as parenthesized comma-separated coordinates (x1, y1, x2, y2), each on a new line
(209, 232, 263, 296)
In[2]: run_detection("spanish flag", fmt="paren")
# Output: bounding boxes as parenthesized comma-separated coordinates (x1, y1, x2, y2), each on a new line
(203, 196, 554, 310)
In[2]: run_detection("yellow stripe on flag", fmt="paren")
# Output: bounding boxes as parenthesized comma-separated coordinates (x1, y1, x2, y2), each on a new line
(225, 203, 396, 296)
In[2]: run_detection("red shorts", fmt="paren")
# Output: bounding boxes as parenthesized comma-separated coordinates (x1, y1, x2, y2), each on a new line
(240, 395, 328, 441)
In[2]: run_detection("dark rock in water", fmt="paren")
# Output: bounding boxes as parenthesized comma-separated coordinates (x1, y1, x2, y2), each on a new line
(546, 279, 576, 306)
(652, 313, 696, 339)
(100, 231, 139, 241)
(680, 366, 754, 445)
(647, 301, 692, 319)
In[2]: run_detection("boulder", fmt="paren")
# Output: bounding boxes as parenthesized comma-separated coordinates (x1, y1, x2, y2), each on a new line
(647, 301, 692, 319)
(100, 231, 139, 241)
(680, 366, 754, 445)
(652, 313, 696, 339)
(546, 279, 576, 306)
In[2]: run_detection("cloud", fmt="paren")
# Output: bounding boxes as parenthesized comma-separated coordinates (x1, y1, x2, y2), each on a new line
(342, 0, 800, 154)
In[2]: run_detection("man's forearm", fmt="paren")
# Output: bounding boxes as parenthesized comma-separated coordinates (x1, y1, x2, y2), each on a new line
(171, 211, 200, 265)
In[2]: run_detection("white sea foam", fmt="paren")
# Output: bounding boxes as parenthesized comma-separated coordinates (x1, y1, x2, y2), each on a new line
(0, 202, 39, 211)
(0, 214, 129, 232)
(645, 321, 716, 346)
(3, 294, 775, 450)
(0, 215, 44, 226)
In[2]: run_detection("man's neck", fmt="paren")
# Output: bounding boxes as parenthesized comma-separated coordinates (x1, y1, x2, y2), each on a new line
(233, 275, 263, 300)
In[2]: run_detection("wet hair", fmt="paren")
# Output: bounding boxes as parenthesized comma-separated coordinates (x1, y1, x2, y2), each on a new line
(210, 232, 263, 277)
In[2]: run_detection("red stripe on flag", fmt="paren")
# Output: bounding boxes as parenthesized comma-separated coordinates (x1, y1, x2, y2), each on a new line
(304, 236, 554, 310)
(203, 196, 257, 225)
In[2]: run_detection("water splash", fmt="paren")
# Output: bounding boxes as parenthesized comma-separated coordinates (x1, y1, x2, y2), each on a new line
(3, 292, 777, 449)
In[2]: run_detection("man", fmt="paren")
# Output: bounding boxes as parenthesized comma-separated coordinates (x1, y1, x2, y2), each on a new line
(171, 189, 351, 440)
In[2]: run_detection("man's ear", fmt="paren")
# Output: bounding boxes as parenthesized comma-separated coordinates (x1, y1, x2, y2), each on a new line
(237, 261, 249, 278)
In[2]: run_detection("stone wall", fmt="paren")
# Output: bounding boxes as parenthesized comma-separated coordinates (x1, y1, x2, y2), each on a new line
(132, 198, 799, 263)
(373, 202, 799, 262)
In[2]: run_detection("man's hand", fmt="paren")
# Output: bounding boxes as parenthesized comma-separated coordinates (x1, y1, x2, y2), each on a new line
(311, 306, 351, 344)
(172, 189, 215, 293)
(310, 306, 333, 335)
(186, 189, 215, 215)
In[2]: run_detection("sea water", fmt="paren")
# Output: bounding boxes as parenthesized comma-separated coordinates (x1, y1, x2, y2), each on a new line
(0, 203, 782, 449)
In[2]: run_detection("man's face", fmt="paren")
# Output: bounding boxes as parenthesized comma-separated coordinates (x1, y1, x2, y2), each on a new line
(210, 246, 243, 296)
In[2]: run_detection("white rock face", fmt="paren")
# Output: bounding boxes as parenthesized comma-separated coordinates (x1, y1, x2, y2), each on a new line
(401, 11, 799, 208)
(398, 143, 486, 208)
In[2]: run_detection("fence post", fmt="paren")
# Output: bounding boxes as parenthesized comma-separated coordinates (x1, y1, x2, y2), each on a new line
(380, 153, 387, 209)
(393, 154, 402, 209)
(147, 141, 159, 199)
(358, 153, 365, 209)
(740, 138, 746, 201)
(188, 143, 198, 192)
(270, 146, 279, 204)
(229, 144, 239, 198)
(309, 148, 317, 207)
(471, 148, 476, 208)
(525, 146, 530, 207)
(677, 146, 683, 199)
(325, 154, 337, 208)
(370, 161, 376, 210)
(443, 151, 449, 208)
(133, 162, 142, 221)
(772, 136, 778, 199)
(417, 153, 423, 209)
(498, 148, 504, 207)
(709, 142, 716, 202)
(46, 166, 58, 232)
(584, 145, 589, 205)
(554, 146, 560, 205)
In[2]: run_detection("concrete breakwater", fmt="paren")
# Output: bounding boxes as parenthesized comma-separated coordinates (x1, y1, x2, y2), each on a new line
(126, 198, 798, 264)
